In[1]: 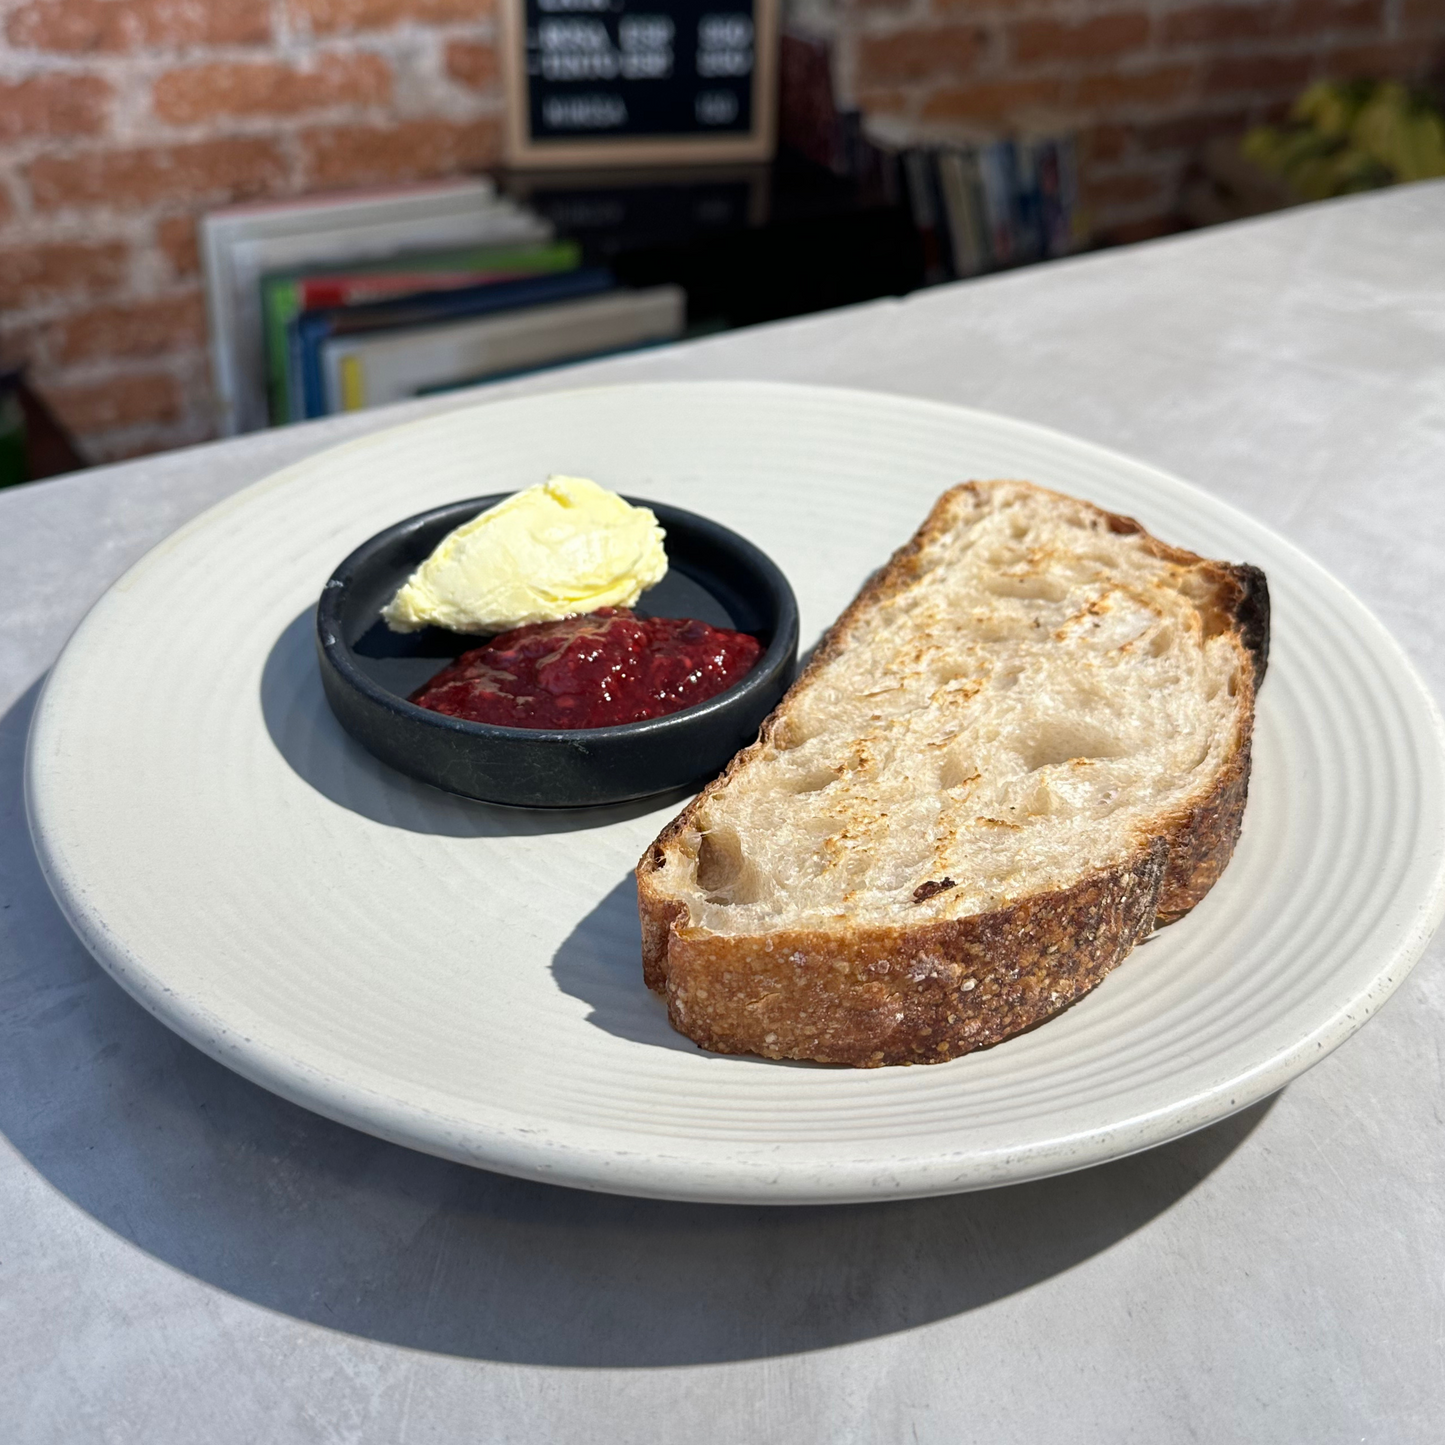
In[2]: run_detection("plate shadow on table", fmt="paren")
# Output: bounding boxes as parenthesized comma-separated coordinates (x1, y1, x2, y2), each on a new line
(260, 608, 692, 838)
(3, 678, 1277, 1369)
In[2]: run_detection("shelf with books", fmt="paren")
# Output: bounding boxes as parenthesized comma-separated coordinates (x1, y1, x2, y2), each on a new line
(260, 239, 584, 425)
(889, 132, 1086, 287)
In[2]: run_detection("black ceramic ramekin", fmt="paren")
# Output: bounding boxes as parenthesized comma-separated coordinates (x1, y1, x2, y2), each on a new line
(315, 495, 799, 808)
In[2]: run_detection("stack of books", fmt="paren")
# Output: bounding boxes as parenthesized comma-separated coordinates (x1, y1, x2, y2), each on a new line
(201, 179, 685, 434)
(263, 240, 687, 424)
(881, 133, 1085, 285)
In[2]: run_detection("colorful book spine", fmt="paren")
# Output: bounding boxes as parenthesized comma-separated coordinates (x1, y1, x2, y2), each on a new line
(1011, 140, 1045, 265)
(978, 141, 1020, 268)
(262, 239, 581, 425)
(935, 149, 990, 278)
(902, 150, 949, 285)
(1057, 135, 1086, 255)
(896, 131, 1082, 282)
(292, 266, 616, 420)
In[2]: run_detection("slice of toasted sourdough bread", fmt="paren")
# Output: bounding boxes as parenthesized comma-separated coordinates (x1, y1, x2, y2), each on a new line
(636, 480, 1269, 1067)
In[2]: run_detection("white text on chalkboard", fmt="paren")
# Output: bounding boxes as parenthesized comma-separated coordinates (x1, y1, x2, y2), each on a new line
(543, 93, 628, 129)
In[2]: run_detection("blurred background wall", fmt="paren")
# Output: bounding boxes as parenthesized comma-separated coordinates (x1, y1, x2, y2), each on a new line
(1, 0, 1442, 465)
(818, 0, 1443, 233)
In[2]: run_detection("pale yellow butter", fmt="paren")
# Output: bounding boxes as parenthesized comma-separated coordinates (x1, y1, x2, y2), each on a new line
(382, 475, 668, 634)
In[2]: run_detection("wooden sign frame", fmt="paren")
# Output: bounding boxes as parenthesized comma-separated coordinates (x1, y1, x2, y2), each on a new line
(500, 0, 779, 168)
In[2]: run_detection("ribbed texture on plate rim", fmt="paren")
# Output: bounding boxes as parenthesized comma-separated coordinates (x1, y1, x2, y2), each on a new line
(25, 382, 1445, 1202)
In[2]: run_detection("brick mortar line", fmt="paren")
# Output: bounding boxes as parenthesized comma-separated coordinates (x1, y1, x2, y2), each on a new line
(0, 202, 206, 239)
(23, 346, 211, 389)
(849, 35, 1437, 110)
(0, 38, 488, 67)
(0, 20, 501, 66)
(853, 30, 1418, 62)
(838, 5, 1439, 82)
(0, 52, 505, 162)
(1, 279, 204, 326)
(25, 98, 508, 151)
(0, 38, 503, 87)
(0, 110, 507, 222)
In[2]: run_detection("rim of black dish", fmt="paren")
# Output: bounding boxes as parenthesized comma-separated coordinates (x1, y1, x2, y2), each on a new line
(316, 495, 800, 743)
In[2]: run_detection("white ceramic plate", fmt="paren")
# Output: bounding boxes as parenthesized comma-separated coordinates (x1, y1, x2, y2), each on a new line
(26, 382, 1445, 1204)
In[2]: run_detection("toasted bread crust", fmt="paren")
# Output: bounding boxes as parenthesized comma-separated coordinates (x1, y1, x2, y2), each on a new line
(643, 841, 1167, 1066)
(1153, 719, 1253, 924)
(637, 481, 1268, 1065)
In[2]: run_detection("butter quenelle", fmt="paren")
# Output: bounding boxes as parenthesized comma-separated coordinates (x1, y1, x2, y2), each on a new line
(383, 475, 668, 635)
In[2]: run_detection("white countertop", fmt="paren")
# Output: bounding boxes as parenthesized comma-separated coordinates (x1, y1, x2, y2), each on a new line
(3, 182, 1443, 1443)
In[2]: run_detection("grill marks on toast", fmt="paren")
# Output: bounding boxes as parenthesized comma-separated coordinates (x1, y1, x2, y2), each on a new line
(636, 480, 1268, 1066)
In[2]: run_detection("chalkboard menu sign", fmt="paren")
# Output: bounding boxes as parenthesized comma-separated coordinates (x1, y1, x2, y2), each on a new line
(500, 0, 779, 167)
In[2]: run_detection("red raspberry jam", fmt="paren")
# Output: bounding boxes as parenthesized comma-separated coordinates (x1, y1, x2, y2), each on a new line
(410, 607, 763, 730)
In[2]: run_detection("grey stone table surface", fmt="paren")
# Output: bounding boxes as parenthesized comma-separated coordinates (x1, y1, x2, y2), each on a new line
(4, 183, 1444, 1443)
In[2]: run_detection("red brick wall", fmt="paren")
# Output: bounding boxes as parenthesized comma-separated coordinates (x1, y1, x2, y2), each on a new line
(0, 0, 504, 461)
(831, 0, 1445, 238)
(0, 0, 1442, 464)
